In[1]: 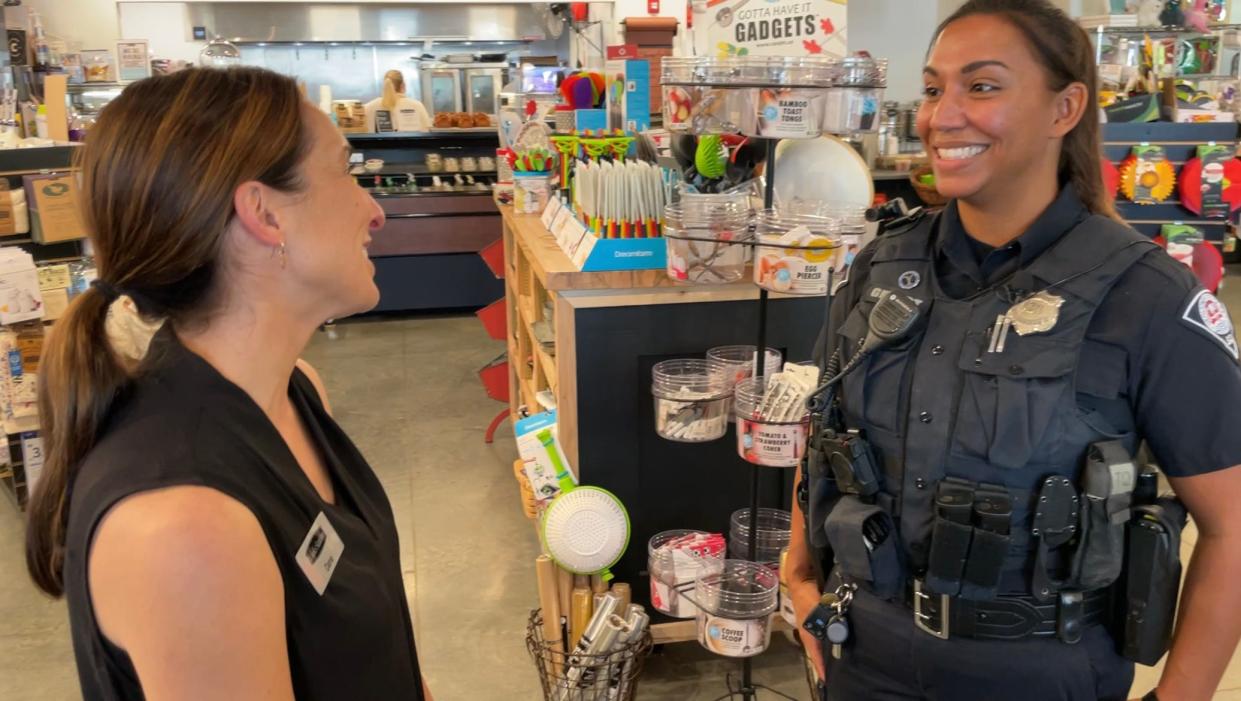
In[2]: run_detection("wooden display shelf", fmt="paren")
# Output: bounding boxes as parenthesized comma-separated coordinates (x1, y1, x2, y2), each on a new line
(501, 204, 825, 631)
(501, 209, 676, 292)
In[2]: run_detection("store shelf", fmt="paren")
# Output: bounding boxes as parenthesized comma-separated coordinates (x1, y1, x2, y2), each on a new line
(347, 131, 500, 142)
(501, 207, 675, 292)
(4, 415, 38, 436)
(536, 345, 557, 393)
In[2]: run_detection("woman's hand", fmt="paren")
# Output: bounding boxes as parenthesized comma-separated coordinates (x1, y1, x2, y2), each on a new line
(790, 579, 827, 681)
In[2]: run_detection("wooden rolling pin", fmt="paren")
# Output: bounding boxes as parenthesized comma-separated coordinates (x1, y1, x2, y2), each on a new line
(536, 555, 565, 677)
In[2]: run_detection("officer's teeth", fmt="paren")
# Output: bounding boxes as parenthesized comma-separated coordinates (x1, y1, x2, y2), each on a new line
(937, 145, 988, 161)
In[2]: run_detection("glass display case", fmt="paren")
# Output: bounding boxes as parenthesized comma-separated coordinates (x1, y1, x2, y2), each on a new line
(67, 82, 123, 118)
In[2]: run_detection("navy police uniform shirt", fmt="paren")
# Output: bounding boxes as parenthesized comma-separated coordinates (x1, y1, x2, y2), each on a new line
(837, 186, 1241, 478)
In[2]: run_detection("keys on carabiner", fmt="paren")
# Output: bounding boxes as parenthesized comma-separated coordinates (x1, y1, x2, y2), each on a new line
(827, 614, 850, 659)
(827, 583, 856, 659)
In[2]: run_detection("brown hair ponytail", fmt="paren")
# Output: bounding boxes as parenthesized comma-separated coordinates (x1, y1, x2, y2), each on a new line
(935, 0, 1119, 220)
(26, 67, 309, 597)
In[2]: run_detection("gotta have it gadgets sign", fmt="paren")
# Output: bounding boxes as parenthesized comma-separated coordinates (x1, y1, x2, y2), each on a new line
(696, 0, 847, 58)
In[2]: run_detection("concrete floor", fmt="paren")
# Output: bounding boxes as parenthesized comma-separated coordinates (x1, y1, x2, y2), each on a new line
(1, 271, 1241, 699)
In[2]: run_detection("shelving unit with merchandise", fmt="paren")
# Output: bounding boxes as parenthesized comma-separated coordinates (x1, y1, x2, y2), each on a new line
(0, 145, 94, 511)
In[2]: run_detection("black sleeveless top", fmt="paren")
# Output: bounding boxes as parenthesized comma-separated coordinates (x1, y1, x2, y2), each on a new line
(63, 329, 424, 701)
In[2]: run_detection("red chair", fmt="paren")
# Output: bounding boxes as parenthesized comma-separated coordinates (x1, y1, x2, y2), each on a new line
(478, 355, 511, 443)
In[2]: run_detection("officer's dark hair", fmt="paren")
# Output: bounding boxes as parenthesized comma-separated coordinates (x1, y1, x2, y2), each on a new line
(933, 0, 1119, 221)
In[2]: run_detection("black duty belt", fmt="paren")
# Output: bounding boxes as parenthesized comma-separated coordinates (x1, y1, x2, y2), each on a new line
(904, 579, 1110, 642)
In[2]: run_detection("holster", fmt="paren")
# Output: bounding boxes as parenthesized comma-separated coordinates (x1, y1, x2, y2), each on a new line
(1121, 496, 1187, 665)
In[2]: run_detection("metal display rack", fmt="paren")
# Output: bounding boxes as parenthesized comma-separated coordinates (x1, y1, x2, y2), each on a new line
(649, 51, 888, 700)
(655, 138, 838, 701)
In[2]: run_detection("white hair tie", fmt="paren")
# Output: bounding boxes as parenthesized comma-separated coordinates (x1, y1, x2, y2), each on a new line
(103, 295, 164, 366)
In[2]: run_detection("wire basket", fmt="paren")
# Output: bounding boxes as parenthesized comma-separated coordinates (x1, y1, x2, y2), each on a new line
(526, 608, 654, 701)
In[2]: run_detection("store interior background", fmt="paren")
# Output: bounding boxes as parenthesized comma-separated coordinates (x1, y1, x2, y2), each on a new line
(3, 0, 1241, 699)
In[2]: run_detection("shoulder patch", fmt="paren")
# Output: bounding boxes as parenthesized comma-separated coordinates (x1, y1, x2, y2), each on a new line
(1182, 289, 1239, 361)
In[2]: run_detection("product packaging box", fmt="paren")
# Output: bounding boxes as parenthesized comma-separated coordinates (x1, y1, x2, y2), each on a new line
(0, 323, 41, 422)
(23, 173, 87, 243)
(0, 248, 43, 324)
(37, 263, 70, 321)
(606, 57, 652, 135)
(514, 410, 575, 507)
(574, 109, 608, 132)
(0, 184, 30, 237)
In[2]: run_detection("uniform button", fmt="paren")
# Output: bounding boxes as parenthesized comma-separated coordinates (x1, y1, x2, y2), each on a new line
(919, 412, 933, 423)
(915, 478, 927, 489)
(1009, 365, 1024, 376)
(974, 358, 983, 367)
(931, 345, 944, 356)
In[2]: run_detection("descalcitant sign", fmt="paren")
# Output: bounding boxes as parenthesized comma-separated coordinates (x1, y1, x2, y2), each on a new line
(696, 0, 848, 58)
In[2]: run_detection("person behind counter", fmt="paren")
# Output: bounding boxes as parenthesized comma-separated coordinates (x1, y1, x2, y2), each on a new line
(366, 69, 432, 133)
(787, 1, 1241, 700)
(25, 67, 434, 700)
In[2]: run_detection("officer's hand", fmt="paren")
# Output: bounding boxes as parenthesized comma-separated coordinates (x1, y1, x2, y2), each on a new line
(790, 580, 827, 681)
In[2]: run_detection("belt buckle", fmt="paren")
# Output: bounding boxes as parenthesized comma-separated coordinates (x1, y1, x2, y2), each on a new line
(913, 579, 950, 640)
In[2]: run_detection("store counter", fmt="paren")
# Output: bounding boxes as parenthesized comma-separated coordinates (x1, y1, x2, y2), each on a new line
(350, 131, 504, 312)
(502, 207, 822, 624)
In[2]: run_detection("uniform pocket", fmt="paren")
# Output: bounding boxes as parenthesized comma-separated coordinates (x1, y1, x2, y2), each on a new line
(950, 334, 1077, 470)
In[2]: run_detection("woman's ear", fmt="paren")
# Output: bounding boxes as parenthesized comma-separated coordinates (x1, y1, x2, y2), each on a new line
(232, 181, 286, 249)
(1051, 81, 1089, 138)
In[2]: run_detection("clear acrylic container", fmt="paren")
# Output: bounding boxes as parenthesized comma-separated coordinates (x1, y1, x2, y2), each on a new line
(706, 346, 783, 389)
(729, 508, 793, 564)
(661, 57, 746, 135)
(664, 202, 752, 285)
(822, 57, 888, 135)
(695, 560, 780, 658)
(735, 57, 837, 140)
(649, 530, 726, 618)
(734, 376, 812, 467)
(753, 210, 840, 295)
(652, 359, 732, 442)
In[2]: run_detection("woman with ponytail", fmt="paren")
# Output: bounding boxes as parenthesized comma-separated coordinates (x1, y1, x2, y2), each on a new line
(785, 1, 1241, 699)
(27, 67, 433, 700)
(365, 69, 432, 133)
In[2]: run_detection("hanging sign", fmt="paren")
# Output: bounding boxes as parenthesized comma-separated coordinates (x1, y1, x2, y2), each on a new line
(697, 0, 847, 59)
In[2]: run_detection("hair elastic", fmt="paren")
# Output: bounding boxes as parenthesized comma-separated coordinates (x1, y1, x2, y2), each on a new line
(91, 279, 122, 302)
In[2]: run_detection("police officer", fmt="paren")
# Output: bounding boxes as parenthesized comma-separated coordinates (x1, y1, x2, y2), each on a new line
(786, 1, 1241, 700)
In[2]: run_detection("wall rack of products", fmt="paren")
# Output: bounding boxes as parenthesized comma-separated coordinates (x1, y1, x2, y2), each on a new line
(1103, 121, 1239, 248)
(509, 53, 888, 701)
(0, 145, 94, 511)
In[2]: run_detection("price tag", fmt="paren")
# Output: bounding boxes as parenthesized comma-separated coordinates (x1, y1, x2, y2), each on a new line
(551, 207, 575, 246)
(570, 223, 597, 269)
(541, 195, 563, 229)
(21, 431, 43, 493)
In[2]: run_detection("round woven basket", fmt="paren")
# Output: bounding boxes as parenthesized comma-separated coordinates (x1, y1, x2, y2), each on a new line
(910, 165, 950, 208)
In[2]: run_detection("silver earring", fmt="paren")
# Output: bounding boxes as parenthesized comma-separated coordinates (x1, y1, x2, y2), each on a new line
(274, 241, 287, 269)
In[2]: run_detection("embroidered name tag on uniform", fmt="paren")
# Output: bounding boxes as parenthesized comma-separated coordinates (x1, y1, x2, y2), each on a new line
(1182, 289, 1239, 361)
(295, 511, 345, 595)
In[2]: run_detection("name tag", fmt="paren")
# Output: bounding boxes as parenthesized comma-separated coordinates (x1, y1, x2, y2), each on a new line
(295, 511, 345, 595)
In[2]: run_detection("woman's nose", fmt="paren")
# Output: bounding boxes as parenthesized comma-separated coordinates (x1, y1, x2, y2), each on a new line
(368, 196, 386, 231)
(928, 89, 967, 132)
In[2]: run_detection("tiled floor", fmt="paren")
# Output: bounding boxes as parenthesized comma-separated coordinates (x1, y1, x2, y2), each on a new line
(2, 271, 1241, 699)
